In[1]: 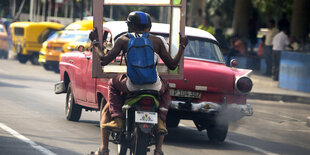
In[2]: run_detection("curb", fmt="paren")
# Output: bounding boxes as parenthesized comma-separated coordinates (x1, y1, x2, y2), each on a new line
(248, 93, 310, 104)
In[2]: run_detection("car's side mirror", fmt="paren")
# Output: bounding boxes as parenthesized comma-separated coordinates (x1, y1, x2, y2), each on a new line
(105, 41, 113, 50)
(230, 59, 238, 67)
(78, 45, 85, 52)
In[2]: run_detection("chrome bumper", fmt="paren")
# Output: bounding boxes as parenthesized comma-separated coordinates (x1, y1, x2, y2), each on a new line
(169, 100, 253, 116)
(54, 81, 66, 94)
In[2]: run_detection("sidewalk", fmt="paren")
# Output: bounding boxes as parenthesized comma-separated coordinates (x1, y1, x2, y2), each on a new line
(249, 72, 310, 104)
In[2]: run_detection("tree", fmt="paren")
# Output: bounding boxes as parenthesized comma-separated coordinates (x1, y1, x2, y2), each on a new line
(291, 0, 310, 41)
(232, 0, 251, 39)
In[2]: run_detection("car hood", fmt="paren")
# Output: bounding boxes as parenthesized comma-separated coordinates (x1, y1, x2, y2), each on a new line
(169, 58, 235, 94)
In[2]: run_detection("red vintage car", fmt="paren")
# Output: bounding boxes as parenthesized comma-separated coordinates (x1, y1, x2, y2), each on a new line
(55, 21, 253, 142)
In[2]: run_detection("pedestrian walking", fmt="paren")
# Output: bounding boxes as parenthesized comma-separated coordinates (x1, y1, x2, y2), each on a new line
(272, 27, 289, 81)
(264, 19, 278, 76)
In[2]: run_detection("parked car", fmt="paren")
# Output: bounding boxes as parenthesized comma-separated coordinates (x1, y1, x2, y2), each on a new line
(39, 30, 90, 72)
(10, 22, 64, 64)
(0, 24, 9, 59)
(55, 21, 253, 142)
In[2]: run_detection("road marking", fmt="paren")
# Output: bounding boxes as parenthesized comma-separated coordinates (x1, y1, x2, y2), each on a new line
(179, 123, 280, 155)
(254, 109, 302, 122)
(0, 122, 57, 155)
(226, 139, 280, 155)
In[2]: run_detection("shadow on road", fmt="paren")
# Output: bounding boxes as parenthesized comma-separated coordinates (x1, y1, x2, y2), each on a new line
(165, 126, 252, 151)
(0, 81, 29, 88)
(229, 132, 310, 155)
(0, 135, 80, 155)
(165, 126, 310, 155)
(79, 120, 100, 128)
(0, 74, 56, 83)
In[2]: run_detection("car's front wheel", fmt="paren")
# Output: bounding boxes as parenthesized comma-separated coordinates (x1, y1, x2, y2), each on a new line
(65, 83, 82, 121)
(207, 122, 228, 143)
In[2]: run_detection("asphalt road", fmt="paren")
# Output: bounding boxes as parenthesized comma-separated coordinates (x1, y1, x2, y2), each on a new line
(0, 59, 309, 155)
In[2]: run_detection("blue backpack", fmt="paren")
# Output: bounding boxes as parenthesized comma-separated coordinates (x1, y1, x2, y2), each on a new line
(126, 33, 157, 85)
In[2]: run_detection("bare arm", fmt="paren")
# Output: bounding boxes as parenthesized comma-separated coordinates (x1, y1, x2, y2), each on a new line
(153, 36, 188, 70)
(91, 31, 128, 66)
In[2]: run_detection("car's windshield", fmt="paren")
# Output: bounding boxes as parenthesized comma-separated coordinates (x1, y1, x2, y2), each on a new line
(46, 31, 62, 41)
(184, 37, 225, 63)
(149, 33, 225, 63)
(76, 36, 90, 43)
(59, 33, 89, 41)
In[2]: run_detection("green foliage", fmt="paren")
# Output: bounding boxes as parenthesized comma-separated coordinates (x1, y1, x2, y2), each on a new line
(205, 0, 235, 28)
(252, 0, 293, 22)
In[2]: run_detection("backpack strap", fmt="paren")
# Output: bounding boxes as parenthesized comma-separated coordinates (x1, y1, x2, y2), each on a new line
(142, 32, 149, 38)
(127, 33, 134, 38)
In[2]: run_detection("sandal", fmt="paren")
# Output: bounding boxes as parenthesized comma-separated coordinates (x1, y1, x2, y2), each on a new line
(154, 149, 164, 155)
(89, 148, 109, 155)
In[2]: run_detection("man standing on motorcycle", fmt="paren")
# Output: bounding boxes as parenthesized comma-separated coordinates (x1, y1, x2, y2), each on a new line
(89, 11, 188, 155)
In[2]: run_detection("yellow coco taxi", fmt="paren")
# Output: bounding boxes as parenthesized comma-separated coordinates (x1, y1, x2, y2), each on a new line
(10, 22, 64, 64)
(39, 30, 90, 72)
(65, 20, 94, 31)
(0, 24, 9, 59)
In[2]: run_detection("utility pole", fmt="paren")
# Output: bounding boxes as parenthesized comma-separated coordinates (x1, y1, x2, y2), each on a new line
(30, 0, 35, 21)
(42, 0, 46, 21)
(10, 0, 16, 18)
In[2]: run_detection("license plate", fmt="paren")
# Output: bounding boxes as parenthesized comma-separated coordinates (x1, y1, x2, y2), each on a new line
(135, 111, 157, 124)
(170, 89, 201, 98)
(54, 47, 63, 51)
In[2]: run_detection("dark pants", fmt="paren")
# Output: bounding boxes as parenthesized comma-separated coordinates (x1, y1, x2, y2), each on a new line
(225, 49, 238, 66)
(264, 46, 273, 76)
(109, 74, 170, 121)
(272, 50, 281, 81)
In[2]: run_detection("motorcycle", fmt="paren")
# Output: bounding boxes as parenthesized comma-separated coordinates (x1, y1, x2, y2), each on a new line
(109, 90, 164, 155)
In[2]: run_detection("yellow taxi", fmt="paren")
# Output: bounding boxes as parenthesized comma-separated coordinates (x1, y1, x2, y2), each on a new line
(0, 24, 9, 59)
(39, 30, 90, 72)
(39, 20, 104, 72)
(63, 35, 91, 54)
(10, 22, 64, 64)
(64, 20, 93, 31)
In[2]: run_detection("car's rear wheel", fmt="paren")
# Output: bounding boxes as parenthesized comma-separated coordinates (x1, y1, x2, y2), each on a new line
(43, 64, 53, 71)
(30, 54, 40, 65)
(166, 113, 180, 128)
(65, 83, 82, 121)
(207, 122, 228, 143)
(17, 54, 28, 63)
(4, 51, 8, 59)
(53, 64, 60, 73)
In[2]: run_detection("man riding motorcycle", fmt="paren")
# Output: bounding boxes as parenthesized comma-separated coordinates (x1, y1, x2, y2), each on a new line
(89, 11, 188, 155)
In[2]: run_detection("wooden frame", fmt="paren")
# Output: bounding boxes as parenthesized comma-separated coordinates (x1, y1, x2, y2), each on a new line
(92, 0, 186, 79)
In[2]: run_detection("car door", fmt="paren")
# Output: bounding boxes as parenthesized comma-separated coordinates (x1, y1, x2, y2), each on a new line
(85, 50, 96, 104)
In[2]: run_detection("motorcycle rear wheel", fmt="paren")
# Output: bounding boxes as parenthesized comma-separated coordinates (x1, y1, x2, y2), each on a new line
(117, 144, 128, 155)
(133, 127, 149, 155)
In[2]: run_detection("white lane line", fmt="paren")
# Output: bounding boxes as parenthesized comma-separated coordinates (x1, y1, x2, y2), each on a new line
(0, 122, 57, 155)
(179, 123, 279, 155)
(226, 139, 280, 155)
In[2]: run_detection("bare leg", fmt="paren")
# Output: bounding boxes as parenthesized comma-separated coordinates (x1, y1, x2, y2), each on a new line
(99, 103, 111, 155)
(155, 134, 165, 155)
(99, 128, 110, 155)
